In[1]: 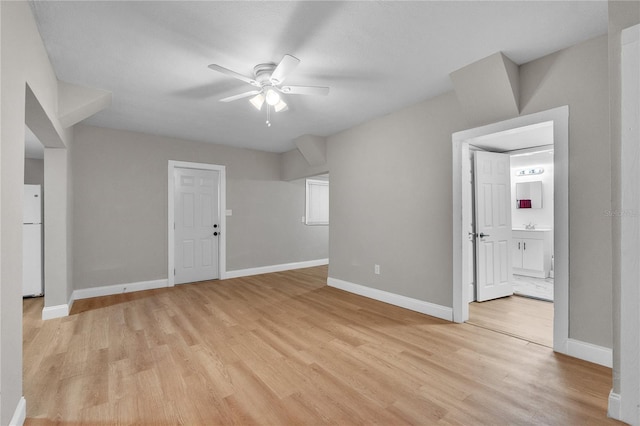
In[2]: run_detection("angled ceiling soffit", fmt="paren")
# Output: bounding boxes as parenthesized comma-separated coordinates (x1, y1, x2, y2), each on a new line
(294, 134, 327, 167)
(450, 52, 520, 127)
(57, 80, 112, 128)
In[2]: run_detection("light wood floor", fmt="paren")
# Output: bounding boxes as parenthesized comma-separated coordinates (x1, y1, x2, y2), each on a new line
(468, 296, 553, 347)
(24, 266, 619, 425)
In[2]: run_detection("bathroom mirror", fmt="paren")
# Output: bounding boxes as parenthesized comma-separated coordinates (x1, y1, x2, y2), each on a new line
(516, 181, 542, 209)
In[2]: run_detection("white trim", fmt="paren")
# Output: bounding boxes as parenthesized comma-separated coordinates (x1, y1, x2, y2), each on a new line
(67, 292, 75, 313)
(452, 106, 569, 357)
(617, 23, 640, 425)
(608, 391, 621, 420)
(168, 160, 227, 285)
(563, 338, 612, 368)
(42, 303, 69, 320)
(42, 291, 75, 320)
(9, 397, 26, 426)
(72, 278, 169, 300)
(67, 261, 327, 302)
(225, 259, 329, 279)
(461, 143, 474, 303)
(327, 277, 453, 321)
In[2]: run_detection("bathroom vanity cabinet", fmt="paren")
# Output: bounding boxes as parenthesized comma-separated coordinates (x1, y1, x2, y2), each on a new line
(512, 229, 552, 278)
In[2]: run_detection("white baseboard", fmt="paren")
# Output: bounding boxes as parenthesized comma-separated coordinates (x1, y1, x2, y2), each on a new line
(9, 396, 26, 426)
(566, 338, 612, 368)
(224, 258, 329, 279)
(41, 293, 75, 320)
(72, 278, 169, 301)
(43, 261, 327, 319)
(608, 390, 621, 420)
(327, 277, 453, 321)
(67, 292, 75, 315)
(42, 303, 70, 320)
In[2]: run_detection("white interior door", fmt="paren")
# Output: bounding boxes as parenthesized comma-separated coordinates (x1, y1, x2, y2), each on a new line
(474, 151, 513, 301)
(174, 167, 220, 284)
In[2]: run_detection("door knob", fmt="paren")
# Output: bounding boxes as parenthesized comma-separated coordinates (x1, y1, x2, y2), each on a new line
(213, 232, 218, 236)
(479, 232, 490, 238)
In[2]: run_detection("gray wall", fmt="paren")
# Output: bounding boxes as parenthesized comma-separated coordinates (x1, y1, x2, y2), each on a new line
(327, 35, 613, 349)
(24, 158, 44, 185)
(520, 35, 611, 346)
(71, 125, 328, 290)
(44, 146, 74, 307)
(228, 178, 328, 270)
(328, 92, 465, 307)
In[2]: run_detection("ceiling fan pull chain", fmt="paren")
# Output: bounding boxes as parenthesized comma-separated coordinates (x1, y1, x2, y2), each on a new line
(266, 105, 271, 127)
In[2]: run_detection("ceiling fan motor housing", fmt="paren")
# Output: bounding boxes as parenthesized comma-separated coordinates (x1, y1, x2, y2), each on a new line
(209, 54, 328, 104)
(254, 63, 277, 86)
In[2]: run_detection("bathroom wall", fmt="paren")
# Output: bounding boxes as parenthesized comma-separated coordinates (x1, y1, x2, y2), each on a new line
(510, 150, 554, 229)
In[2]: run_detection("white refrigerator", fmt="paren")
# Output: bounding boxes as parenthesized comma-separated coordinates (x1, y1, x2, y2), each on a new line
(23, 184, 43, 297)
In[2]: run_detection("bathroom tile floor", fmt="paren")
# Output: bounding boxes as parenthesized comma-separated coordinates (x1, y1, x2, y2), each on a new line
(513, 274, 554, 301)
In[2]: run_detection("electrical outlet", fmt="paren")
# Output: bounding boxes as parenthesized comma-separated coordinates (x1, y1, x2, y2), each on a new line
(374, 264, 380, 275)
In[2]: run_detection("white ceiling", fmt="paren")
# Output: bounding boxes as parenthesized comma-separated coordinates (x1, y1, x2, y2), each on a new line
(29, 1, 608, 153)
(469, 121, 554, 152)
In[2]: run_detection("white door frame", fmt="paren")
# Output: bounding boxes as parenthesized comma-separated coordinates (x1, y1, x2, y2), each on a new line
(168, 160, 227, 286)
(452, 106, 569, 355)
(613, 23, 640, 424)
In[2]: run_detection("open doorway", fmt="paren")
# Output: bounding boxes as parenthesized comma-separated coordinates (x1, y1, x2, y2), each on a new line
(452, 106, 569, 355)
(462, 123, 554, 346)
(23, 125, 45, 299)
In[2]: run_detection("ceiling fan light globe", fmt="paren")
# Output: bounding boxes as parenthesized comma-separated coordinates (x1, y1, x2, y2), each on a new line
(249, 93, 265, 110)
(265, 89, 281, 106)
(274, 100, 288, 112)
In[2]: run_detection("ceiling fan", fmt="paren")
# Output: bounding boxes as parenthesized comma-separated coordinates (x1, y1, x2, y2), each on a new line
(208, 54, 330, 126)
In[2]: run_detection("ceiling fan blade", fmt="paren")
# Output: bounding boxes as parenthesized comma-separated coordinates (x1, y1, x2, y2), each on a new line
(280, 85, 330, 96)
(219, 90, 261, 102)
(208, 64, 259, 87)
(270, 54, 300, 85)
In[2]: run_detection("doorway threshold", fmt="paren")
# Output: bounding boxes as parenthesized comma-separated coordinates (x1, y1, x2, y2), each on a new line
(468, 296, 553, 348)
